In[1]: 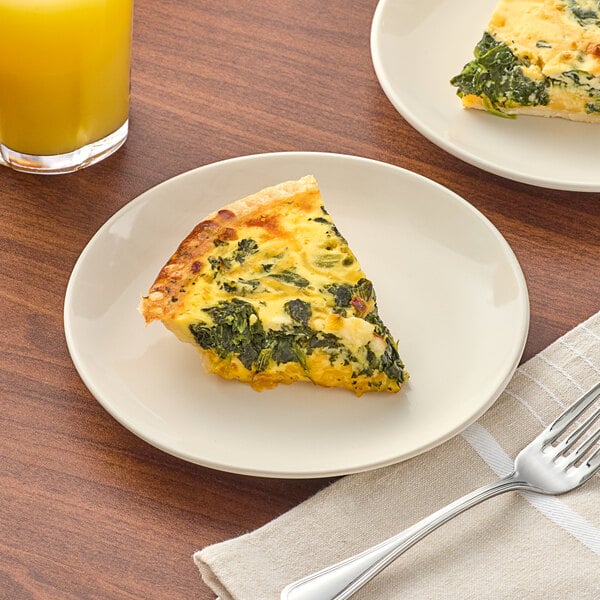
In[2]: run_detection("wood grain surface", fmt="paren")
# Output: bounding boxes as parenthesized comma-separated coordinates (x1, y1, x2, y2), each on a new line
(0, 1, 598, 598)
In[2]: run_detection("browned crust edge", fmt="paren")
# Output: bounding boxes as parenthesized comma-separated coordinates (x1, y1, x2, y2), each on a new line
(139, 175, 320, 323)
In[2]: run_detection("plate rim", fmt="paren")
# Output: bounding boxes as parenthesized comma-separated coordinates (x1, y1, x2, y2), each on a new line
(370, 0, 600, 193)
(64, 151, 530, 478)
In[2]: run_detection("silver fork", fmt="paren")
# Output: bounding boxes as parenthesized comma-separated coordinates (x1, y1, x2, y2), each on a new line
(281, 382, 600, 600)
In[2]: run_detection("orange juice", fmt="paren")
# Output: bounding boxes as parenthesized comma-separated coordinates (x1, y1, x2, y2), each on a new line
(0, 0, 132, 157)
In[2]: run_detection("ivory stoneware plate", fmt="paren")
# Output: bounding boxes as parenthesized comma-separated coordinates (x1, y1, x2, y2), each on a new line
(64, 152, 529, 478)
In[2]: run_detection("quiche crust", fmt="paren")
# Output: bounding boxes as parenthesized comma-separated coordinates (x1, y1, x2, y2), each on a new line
(140, 176, 408, 396)
(460, 93, 600, 121)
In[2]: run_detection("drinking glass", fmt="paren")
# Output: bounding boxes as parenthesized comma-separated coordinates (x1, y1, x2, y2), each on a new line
(0, 0, 133, 174)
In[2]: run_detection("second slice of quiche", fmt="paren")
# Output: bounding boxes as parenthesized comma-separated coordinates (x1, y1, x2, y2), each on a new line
(451, 0, 600, 121)
(140, 175, 408, 396)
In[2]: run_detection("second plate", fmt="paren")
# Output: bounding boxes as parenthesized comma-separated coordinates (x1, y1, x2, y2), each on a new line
(371, 0, 600, 192)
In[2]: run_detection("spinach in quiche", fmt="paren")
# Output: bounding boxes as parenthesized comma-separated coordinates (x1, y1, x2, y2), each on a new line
(188, 278, 407, 384)
(567, 0, 600, 26)
(450, 32, 550, 117)
(554, 70, 600, 113)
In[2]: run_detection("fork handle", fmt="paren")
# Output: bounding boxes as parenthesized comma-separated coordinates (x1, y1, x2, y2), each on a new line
(281, 473, 525, 600)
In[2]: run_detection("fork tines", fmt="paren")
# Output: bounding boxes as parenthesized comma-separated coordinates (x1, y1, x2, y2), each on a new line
(545, 382, 600, 472)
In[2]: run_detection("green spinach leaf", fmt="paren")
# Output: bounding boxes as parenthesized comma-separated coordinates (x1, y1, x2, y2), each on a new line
(450, 32, 549, 117)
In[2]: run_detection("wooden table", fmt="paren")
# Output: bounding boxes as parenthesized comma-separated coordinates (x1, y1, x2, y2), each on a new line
(1, 1, 598, 598)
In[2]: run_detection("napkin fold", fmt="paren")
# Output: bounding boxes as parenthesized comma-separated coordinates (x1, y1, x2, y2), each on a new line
(194, 312, 600, 600)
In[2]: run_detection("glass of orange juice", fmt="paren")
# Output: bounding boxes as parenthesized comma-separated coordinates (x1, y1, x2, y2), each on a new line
(0, 0, 133, 174)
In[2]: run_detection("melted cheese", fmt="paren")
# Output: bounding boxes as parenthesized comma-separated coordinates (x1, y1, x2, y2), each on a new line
(490, 0, 600, 70)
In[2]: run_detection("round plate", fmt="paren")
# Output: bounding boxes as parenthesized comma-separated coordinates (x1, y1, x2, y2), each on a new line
(64, 152, 529, 478)
(371, 0, 600, 192)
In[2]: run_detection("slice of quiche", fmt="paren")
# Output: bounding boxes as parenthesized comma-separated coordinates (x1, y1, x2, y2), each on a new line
(451, 0, 600, 121)
(140, 175, 408, 396)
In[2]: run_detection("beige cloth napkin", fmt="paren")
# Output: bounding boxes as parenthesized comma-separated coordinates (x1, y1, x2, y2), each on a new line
(194, 311, 600, 600)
